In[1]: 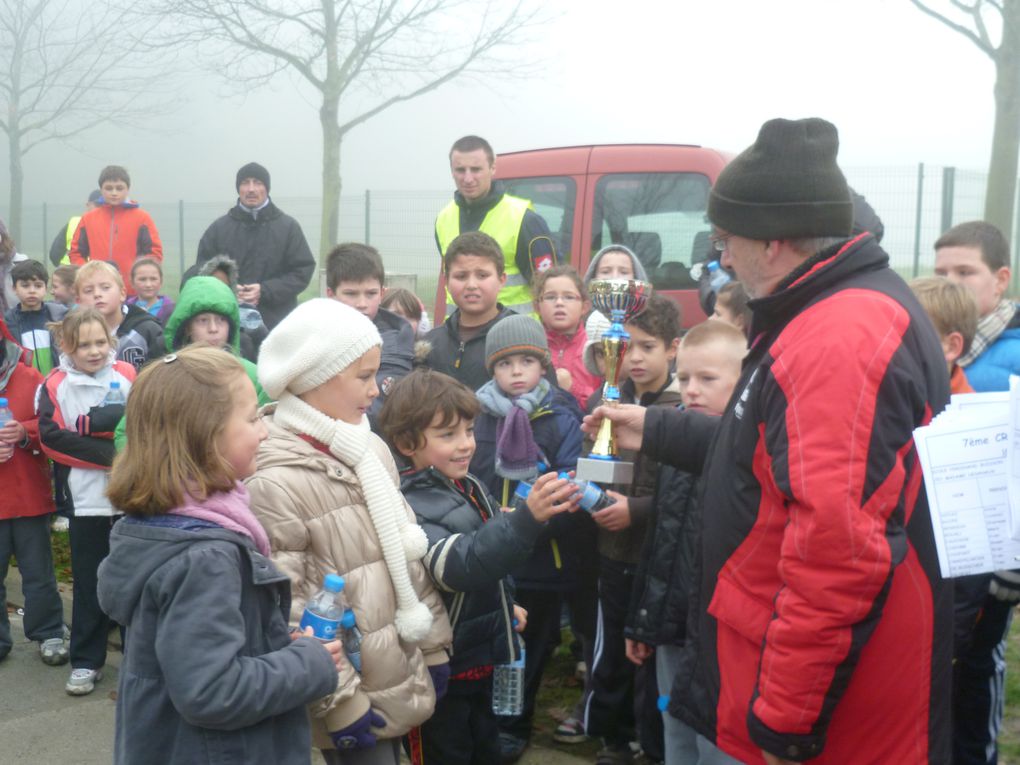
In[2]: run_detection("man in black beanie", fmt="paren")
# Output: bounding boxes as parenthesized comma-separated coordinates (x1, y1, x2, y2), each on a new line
(191, 162, 315, 330)
(583, 118, 952, 764)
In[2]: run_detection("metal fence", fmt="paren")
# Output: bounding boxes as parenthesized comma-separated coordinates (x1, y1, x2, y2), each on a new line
(14, 164, 1020, 304)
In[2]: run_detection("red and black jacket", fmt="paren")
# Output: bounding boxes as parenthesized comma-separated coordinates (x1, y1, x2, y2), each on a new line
(644, 234, 952, 764)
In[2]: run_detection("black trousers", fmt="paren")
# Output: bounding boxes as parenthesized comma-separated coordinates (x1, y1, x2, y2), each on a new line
(0, 515, 65, 654)
(953, 593, 1013, 765)
(497, 587, 563, 741)
(415, 676, 500, 764)
(584, 557, 663, 758)
(69, 515, 117, 669)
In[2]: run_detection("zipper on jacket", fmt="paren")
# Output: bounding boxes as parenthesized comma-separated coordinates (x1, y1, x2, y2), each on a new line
(455, 341, 465, 369)
(107, 206, 116, 261)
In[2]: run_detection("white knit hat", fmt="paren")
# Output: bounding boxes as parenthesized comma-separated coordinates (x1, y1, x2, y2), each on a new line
(583, 311, 612, 377)
(258, 298, 381, 399)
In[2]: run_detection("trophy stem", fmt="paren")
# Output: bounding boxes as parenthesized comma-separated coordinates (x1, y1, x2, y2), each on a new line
(590, 406, 616, 458)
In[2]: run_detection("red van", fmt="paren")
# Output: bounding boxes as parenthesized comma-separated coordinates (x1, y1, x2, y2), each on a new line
(434, 144, 730, 326)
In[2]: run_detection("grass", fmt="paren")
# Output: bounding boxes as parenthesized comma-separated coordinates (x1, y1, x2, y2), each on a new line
(531, 630, 601, 759)
(51, 527, 72, 583)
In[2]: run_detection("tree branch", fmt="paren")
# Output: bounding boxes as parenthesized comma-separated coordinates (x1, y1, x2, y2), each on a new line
(909, 0, 998, 56)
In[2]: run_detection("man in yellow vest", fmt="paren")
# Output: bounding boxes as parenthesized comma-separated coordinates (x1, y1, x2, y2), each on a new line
(435, 135, 559, 315)
(48, 190, 102, 266)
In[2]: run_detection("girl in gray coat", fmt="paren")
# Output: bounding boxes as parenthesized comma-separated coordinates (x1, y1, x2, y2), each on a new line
(98, 346, 344, 764)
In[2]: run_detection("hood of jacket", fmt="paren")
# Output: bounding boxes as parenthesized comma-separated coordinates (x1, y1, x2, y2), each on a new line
(165, 276, 242, 352)
(119, 302, 162, 337)
(99, 518, 254, 625)
(584, 244, 650, 283)
(197, 254, 240, 290)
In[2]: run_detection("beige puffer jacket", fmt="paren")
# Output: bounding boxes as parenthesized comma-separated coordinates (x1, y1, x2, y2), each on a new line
(245, 411, 453, 747)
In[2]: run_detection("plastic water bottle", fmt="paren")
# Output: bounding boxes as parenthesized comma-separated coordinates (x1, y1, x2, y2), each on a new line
(558, 472, 614, 513)
(707, 260, 731, 293)
(299, 574, 346, 640)
(0, 398, 11, 429)
(341, 609, 363, 672)
(102, 381, 125, 406)
(239, 306, 264, 331)
(492, 630, 525, 716)
(512, 462, 548, 505)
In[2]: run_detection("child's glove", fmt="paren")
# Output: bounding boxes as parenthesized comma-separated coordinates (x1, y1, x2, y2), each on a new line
(75, 404, 125, 437)
(329, 709, 386, 751)
(428, 662, 450, 701)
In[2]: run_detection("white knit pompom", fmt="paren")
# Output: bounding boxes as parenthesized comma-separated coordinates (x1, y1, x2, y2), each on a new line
(394, 601, 434, 642)
(401, 523, 428, 560)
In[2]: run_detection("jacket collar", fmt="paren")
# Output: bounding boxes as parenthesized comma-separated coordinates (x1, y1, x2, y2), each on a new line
(445, 304, 512, 339)
(453, 181, 506, 214)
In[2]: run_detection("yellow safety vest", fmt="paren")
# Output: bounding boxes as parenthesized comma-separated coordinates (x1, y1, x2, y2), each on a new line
(436, 194, 534, 313)
(60, 215, 82, 265)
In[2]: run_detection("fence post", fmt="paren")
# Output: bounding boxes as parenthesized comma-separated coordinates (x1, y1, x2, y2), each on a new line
(940, 166, 955, 234)
(912, 162, 925, 278)
(42, 203, 48, 256)
(178, 200, 185, 279)
(365, 189, 371, 244)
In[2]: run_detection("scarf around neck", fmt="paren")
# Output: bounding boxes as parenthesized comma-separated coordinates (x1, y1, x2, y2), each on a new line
(960, 298, 1017, 367)
(476, 378, 550, 480)
(173, 483, 271, 556)
(272, 393, 434, 642)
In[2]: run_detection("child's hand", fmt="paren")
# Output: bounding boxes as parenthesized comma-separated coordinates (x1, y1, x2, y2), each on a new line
(512, 604, 528, 632)
(292, 626, 345, 671)
(592, 491, 631, 531)
(625, 638, 653, 666)
(556, 367, 573, 391)
(525, 472, 581, 522)
(0, 418, 25, 446)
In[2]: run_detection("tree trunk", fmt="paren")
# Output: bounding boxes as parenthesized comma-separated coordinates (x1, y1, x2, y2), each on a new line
(319, 97, 343, 257)
(8, 128, 23, 246)
(986, 5, 1020, 241)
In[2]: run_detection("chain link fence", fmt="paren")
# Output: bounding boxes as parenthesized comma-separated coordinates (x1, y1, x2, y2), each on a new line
(14, 164, 1020, 306)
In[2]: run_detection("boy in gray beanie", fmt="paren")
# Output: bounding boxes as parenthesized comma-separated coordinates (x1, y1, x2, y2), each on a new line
(468, 313, 587, 763)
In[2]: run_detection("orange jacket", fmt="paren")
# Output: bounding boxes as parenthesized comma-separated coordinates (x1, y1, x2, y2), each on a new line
(69, 202, 162, 294)
(950, 363, 974, 395)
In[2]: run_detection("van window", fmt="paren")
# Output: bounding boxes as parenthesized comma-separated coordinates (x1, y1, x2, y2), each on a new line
(502, 176, 576, 261)
(591, 173, 712, 289)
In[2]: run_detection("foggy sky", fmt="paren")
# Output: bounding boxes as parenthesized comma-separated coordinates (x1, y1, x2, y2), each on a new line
(0, 0, 998, 207)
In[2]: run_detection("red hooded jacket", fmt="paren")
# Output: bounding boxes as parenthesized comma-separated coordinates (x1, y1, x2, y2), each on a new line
(546, 326, 601, 409)
(68, 201, 163, 294)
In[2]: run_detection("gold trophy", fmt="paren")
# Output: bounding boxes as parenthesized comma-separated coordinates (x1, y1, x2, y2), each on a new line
(576, 278, 652, 485)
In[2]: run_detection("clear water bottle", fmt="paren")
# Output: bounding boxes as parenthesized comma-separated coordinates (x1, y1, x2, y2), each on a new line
(558, 472, 614, 513)
(341, 608, 363, 672)
(102, 381, 125, 406)
(492, 630, 525, 716)
(512, 462, 548, 505)
(707, 260, 731, 293)
(0, 398, 11, 429)
(239, 305, 264, 331)
(299, 573, 346, 640)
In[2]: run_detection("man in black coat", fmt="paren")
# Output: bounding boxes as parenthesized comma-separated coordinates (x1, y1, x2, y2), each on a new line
(193, 162, 316, 329)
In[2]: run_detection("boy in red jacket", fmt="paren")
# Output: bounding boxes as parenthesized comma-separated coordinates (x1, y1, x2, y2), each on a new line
(68, 165, 163, 293)
(0, 317, 67, 665)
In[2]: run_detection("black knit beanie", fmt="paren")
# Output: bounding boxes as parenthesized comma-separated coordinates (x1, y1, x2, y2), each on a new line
(236, 162, 271, 193)
(708, 118, 853, 240)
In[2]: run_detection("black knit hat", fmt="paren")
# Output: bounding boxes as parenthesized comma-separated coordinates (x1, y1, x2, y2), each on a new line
(485, 315, 550, 372)
(236, 162, 271, 193)
(708, 118, 853, 240)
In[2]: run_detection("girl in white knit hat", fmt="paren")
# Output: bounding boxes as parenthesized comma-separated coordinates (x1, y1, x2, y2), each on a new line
(247, 298, 452, 765)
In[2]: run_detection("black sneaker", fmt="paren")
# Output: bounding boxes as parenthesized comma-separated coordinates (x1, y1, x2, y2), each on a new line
(498, 732, 528, 764)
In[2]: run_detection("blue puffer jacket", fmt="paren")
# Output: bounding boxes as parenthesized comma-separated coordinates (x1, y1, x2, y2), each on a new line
(963, 309, 1020, 392)
(470, 384, 584, 591)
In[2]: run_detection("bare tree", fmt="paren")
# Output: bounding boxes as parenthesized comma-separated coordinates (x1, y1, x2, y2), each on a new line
(910, 0, 1020, 239)
(153, 0, 541, 255)
(0, 0, 172, 242)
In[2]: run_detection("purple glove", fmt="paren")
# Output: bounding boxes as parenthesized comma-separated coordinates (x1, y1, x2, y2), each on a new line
(329, 709, 386, 751)
(428, 662, 450, 701)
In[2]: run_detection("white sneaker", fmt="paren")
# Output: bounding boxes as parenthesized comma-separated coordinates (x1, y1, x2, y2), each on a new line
(66, 668, 102, 696)
(51, 516, 69, 532)
(39, 637, 69, 666)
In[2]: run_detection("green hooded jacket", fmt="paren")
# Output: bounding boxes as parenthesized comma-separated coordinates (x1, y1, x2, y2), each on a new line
(114, 276, 270, 451)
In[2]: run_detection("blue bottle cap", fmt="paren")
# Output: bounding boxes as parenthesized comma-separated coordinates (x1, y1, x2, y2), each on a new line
(707, 261, 719, 273)
(537, 461, 548, 473)
(341, 609, 357, 629)
(512, 618, 519, 627)
(323, 573, 346, 592)
(0, 398, 7, 407)
(110, 381, 121, 389)
(657, 694, 670, 712)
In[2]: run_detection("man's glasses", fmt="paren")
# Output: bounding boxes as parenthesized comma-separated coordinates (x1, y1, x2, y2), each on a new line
(711, 234, 733, 253)
(540, 293, 582, 304)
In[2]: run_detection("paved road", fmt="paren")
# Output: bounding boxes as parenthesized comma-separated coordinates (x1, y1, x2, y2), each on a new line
(2, 568, 588, 764)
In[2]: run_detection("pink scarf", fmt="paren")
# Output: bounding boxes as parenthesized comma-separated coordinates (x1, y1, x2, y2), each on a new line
(173, 482, 271, 556)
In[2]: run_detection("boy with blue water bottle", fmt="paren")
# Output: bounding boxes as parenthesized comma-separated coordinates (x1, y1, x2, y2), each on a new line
(379, 368, 580, 765)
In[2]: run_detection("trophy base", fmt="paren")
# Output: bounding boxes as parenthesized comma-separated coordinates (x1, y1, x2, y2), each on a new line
(576, 456, 634, 486)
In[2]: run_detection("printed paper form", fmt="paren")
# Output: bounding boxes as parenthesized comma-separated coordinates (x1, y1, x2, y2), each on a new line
(1010, 376, 1020, 536)
(914, 414, 1020, 577)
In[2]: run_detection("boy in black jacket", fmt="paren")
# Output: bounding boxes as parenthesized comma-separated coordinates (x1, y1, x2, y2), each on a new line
(4, 259, 66, 375)
(73, 261, 164, 371)
(624, 318, 746, 765)
(379, 368, 579, 765)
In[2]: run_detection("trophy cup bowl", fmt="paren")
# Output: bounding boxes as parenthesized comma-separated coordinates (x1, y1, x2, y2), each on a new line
(576, 278, 653, 486)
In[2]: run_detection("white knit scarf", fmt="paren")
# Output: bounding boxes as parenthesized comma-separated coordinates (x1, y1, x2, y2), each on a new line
(273, 392, 434, 642)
